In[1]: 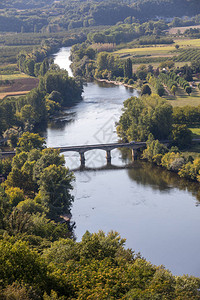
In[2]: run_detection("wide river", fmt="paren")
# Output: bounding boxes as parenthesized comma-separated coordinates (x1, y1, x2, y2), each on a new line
(46, 47, 200, 276)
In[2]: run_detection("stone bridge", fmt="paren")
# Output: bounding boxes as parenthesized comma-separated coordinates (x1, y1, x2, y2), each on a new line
(0, 141, 148, 167)
(2, 139, 192, 167)
(54, 141, 147, 166)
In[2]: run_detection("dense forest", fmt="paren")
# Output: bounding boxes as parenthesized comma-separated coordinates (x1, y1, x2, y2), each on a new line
(1, 0, 200, 33)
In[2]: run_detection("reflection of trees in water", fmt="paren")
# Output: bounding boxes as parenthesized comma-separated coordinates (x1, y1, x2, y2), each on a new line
(128, 161, 200, 203)
(47, 112, 76, 130)
(119, 148, 200, 203)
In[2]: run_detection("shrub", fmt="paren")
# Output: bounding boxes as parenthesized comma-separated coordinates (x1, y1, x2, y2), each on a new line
(141, 84, 151, 96)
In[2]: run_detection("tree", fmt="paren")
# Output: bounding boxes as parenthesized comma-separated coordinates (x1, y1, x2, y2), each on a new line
(172, 124, 192, 149)
(136, 65, 148, 80)
(185, 86, 192, 95)
(124, 58, 132, 79)
(48, 91, 63, 104)
(5, 187, 25, 207)
(157, 84, 165, 96)
(25, 59, 35, 76)
(20, 88, 47, 125)
(42, 69, 82, 106)
(17, 132, 45, 153)
(33, 148, 65, 182)
(141, 84, 151, 95)
(142, 134, 168, 162)
(117, 95, 173, 142)
(3, 127, 21, 148)
(171, 85, 177, 96)
(38, 164, 74, 217)
(0, 239, 49, 289)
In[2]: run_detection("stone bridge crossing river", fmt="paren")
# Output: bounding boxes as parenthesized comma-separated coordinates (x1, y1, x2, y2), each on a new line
(55, 141, 146, 166)
(0, 141, 144, 166)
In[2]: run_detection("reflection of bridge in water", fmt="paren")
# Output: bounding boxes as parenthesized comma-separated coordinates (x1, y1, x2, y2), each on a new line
(71, 162, 135, 172)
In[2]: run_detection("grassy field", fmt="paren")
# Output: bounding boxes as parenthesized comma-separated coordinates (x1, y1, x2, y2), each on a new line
(182, 128, 200, 158)
(0, 73, 31, 80)
(132, 61, 188, 72)
(175, 38, 200, 47)
(190, 128, 200, 138)
(164, 86, 200, 107)
(114, 45, 175, 56)
(114, 38, 200, 58)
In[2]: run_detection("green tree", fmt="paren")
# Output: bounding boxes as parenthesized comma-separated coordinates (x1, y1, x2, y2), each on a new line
(38, 164, 74, 217)
(171, 85, 177, 96)
(124, 58, 132, 79)
(186, 86, 192, 95)
(25, 59, 35, 76)
(141, 84, 151, 95)
(17, 132, 45, 153)
(5, 187, 25, 207)
(172, 124, 192, 149)
(142, 134, 168, 162)
(117, 95, 173, 142)
(0, 239, 49, 288)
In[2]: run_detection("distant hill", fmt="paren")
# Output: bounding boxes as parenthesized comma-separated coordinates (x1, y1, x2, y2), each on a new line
(0, 0, 200, 33)
(1, 0, 54, 9)
(134, 0, 200, 19)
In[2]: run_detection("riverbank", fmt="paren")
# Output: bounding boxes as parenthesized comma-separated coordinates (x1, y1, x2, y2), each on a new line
(95, 78, 137, 89)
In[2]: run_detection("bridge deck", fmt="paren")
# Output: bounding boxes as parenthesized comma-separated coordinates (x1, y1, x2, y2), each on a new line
(55, 141, 146, 153)
(1, 139, 200, 157)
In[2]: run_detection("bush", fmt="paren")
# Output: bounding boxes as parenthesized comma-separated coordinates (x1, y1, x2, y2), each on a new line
(185, 86, 192, 95)
(128, 79, 134, 85)
(172, 124, 192, 149)
(141, 84, 151, 96)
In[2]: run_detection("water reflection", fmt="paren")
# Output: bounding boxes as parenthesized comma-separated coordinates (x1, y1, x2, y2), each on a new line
(48, 111, 77, 130)
(128, 161, 200, 200)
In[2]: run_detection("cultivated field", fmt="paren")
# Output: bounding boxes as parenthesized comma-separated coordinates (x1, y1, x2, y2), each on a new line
(114, 39, 200, 58)
(0, 77, 39, 99)
(114, 45, 175, 56)
(169, 25, 200, 35)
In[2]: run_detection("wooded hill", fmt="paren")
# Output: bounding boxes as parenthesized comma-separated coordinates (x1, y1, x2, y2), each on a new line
(0, 0, 200, 33)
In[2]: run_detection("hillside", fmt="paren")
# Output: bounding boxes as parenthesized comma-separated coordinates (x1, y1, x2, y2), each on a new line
(0, 0, 200, 33)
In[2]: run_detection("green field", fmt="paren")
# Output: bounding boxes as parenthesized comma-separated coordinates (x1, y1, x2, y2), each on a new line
(175, 38, 200, 47)
(114, 38, 200, 58)
(190, 128, 200, 138)
(180, 128, 200, 158)
(132, 61, 188, 72)
(114, 45, 175, 56)
(0, 73, 31, 80)
(164, 86, 200, 107)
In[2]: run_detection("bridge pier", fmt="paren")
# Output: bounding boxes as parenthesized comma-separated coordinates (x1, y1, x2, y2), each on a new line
(132, 149, 137, 161)
(106, 150, 111, 164)
(80, 152, 85, 167)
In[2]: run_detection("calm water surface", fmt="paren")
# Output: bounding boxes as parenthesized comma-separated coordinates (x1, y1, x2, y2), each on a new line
(46, 47, 200, 276)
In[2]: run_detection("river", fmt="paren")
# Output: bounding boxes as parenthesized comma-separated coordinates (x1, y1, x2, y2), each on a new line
(46, 47, 200, 276)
